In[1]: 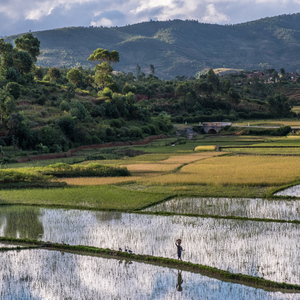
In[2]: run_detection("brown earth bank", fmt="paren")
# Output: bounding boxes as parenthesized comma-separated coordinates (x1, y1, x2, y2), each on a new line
(17, 134, 167, 163)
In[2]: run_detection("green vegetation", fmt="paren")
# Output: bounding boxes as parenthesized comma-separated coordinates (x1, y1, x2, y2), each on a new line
(0, 29, 299, 212)
(1, 134, 300, 209)
(1, 31, 300, 160)
(0, 185, 171, 210)
(41, 162, 130, 177)
(5, 14, 300, 79)
(0, 163, 130, 186)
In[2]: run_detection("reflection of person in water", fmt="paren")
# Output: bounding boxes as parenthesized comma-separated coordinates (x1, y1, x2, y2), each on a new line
(175, 239, 184, 260)
(176, 270, 183, 292)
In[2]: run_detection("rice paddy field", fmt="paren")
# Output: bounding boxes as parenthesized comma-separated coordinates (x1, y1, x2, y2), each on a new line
(144, 197, 300, 221)
(137, 155, 300, 186)
(276, 184, 300, 197)
(234, 120, 300, 127)
(1, 249, 297, 300)
(0, 133, 300, 298)
(0, 206, 299, 286)
(0, 185, 168, 210)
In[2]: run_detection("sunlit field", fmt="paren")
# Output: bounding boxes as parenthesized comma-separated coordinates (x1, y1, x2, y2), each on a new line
(221, 147, 300, 155)
(119, 152, 223, 174)
(55, 176, 142, 185)
(140, 155, 300, 186)
(123, 163, 182, 173)
(194, 145, 216, 151)
(235, 120, 300, 127)
(292, 106, 300, 113)
(0, 186, 169, 210)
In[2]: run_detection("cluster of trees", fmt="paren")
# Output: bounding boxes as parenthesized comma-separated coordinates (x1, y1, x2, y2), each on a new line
(0, 33, 297, 155)
(0, 35, 174, 153)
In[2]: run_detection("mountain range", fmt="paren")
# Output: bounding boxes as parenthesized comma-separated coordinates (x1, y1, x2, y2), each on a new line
(5, 13, 300, 79)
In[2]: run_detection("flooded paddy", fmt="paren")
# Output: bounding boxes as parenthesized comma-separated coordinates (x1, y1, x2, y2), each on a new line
(0, 206, 299, 285)
(0, 249, 298, 300)
(276, 185, 300, 197)
(143, 197, 300, 221)
(0, 243, 23, 248)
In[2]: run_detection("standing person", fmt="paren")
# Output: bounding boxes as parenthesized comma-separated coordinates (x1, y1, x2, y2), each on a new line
(175, 239, 184, 260)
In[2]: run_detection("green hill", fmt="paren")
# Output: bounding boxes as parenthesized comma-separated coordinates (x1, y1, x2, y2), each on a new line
(5, 14, 300, 78)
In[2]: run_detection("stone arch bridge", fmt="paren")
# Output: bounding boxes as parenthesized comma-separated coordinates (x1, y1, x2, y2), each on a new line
(200, 122, 232, 134)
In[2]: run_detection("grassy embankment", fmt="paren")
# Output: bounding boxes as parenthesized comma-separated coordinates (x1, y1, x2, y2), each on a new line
(0, 134, 300, 210)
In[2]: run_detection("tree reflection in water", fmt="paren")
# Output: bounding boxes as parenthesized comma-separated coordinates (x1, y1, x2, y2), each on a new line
(0, 206, 44, 239)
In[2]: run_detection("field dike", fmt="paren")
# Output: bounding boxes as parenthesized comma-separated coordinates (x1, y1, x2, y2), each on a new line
(0, 237, 299, 293)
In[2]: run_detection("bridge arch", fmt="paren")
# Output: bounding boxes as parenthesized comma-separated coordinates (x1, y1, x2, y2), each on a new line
(206, 128, 218, 134)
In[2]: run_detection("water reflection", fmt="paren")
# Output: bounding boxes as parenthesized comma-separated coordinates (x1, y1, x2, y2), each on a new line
(143, 197, 300, 221)
(0, 206, 299, 285)
(0, 206, 44, 239)
(176, 270, 183, 292)
(94, 211, 122, 222)
(0, 243, 23, 248)
(276, 185, 300, 197)
(0, 249, 298, 300)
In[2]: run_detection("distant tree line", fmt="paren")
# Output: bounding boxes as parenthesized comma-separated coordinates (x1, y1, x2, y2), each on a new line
(0, 33, 297, 154)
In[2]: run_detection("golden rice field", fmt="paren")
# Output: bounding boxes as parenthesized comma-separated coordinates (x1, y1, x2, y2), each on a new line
(292, 106, 300, 113)
(55, 176, 142, 186)
(194, 145, 216, 151)
(159, 152, 220, 163)
(222, 147, 300, 155)
(140, 155, 300, 186)
(121, 152, 224, 174)
(58, 152, 225, 185)
(123, 163, 181, 173)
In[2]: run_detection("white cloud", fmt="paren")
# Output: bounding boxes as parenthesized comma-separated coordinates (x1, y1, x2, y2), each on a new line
(91, 17, 113, 27)
(1, 0, 300, 35)
(0, 0, 95, 21)
(202, 4, 229, 23)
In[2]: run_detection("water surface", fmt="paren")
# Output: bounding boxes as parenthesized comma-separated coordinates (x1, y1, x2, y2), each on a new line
(0, 249, 298, 300)
(0, 206, 298, 284)
(143, 197, 300, 220)
(276, 185, 300, 197)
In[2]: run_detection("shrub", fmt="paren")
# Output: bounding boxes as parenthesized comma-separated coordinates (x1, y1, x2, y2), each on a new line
(6, 82, 21, 99)
(42, 163, 131, 177)
(110, 119, 123, 128)
(0, 170, 47, 183)
(59, 100, 70, 111)
(129, 126, 143, 139)
(141, 126, 151, 134)
(272, 126, 292, 136)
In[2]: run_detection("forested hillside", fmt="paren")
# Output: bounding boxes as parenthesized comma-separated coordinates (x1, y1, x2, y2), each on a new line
(0, 31, 299, 163)
(5, 13, 300, 79)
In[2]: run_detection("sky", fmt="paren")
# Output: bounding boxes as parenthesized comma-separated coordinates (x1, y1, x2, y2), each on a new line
(1, 0, 300, 37)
